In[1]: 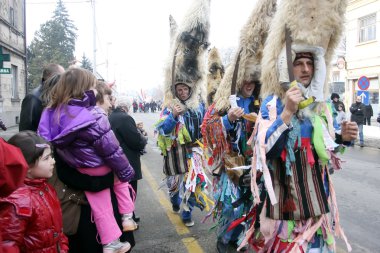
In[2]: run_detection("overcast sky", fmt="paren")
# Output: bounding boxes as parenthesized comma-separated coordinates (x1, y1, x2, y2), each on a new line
(26, 0, 258, 93)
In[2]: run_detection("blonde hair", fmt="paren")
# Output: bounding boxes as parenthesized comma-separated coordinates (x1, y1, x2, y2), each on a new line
(49, 67, 97, 108)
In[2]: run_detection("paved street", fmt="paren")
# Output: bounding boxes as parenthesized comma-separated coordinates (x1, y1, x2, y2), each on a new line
(1, 112, 379, 252)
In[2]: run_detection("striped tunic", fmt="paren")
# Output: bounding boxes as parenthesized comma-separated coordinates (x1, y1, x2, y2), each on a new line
(159, 105, 205, 176)
(259, 95, 330, 220)
(266, 150, 329, 220)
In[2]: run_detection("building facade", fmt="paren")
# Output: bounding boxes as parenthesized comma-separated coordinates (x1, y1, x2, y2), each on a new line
(0, 0, 27, 128)
(346, 0, 380, 116)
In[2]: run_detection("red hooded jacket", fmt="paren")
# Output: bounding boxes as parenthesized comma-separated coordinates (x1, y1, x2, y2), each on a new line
(0, 138, 28, 198)
(0, 138, 29, 253)
(0, 178, 68, 253)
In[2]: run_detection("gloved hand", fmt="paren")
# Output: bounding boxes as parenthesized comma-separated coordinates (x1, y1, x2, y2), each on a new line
(292, 44, 326, 102)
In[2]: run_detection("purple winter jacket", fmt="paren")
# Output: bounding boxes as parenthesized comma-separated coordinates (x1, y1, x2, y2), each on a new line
(38, 90, 135, 182)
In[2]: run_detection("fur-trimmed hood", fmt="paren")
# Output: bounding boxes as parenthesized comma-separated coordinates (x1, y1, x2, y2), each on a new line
(260, 0, 347, 99)
(213, 0, 276, 113)
(207, 47, 224, 106)
(163, 0, 210, 111)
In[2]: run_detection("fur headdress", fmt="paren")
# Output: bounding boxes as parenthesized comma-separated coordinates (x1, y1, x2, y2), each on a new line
(213, 0, 277, 113)
(260, 0, 347, 99)
(163, 0, 210, 110)
(207, 47, 224, 106)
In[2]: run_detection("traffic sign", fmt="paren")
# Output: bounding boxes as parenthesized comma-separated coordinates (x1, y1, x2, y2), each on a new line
(357, 90, 369, 105)
(358, 76, 370, 90)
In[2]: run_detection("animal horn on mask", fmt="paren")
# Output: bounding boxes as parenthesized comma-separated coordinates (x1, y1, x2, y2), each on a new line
(162, 0, 210, 110)
(213, 0, 277, 114)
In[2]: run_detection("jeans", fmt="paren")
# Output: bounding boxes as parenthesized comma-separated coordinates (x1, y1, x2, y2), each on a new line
(170, 190, 195, 221)
(358, 124, 364, 144)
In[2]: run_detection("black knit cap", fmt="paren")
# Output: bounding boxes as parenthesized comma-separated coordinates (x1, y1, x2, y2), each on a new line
(294, 52, 314, 62)
(330, 93, 340, 100)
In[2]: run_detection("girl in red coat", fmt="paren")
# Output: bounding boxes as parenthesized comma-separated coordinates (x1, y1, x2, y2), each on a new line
(0, 131, 68, 253)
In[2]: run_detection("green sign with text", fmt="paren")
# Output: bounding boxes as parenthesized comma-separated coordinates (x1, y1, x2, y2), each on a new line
(0, 46, 11, 74)
(0, 68, 11, 74)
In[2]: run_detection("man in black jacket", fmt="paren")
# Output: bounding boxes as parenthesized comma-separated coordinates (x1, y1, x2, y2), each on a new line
(19, 63, 64, 131)
(109, 101, 148, 221)
(350, 95, 366, 147)
(364, 103, 373, 125)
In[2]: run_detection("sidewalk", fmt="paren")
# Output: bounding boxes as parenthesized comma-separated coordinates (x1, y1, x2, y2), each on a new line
(0, 125, 19, 141)
(359, 124, 380, 149)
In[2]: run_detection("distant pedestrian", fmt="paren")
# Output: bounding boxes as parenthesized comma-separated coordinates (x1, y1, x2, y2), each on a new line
(331, 92, 345, 112)
(350, 95, 366, 147)
(364, 103, 373, 125)
(132, 100, 138, 113)
(136, 122, 148, 154)
(136, 122, 148, 138)
(19, 63, 64, 131)
(0, 131, 68, 253)
(38, 67, 135, 253)
(0, 118, 6, 131)
(336, 104, 347, 128)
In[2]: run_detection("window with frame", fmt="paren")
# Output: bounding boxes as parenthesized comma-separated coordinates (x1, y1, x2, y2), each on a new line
(11, 65, 18, 99)
(358, 13, 376, 43)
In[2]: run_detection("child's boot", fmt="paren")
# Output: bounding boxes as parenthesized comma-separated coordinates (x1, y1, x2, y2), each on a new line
(103, 239, 131, 253)
(122, 213, 138, 231)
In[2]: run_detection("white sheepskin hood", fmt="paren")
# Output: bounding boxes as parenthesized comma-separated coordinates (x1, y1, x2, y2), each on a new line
(213, 0, 277, 113)
(260, 0, 347, 99)
(163, 0, 211, 111)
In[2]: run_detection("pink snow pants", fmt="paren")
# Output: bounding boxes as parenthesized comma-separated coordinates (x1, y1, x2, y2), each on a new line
(78, 166, 135, 244)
